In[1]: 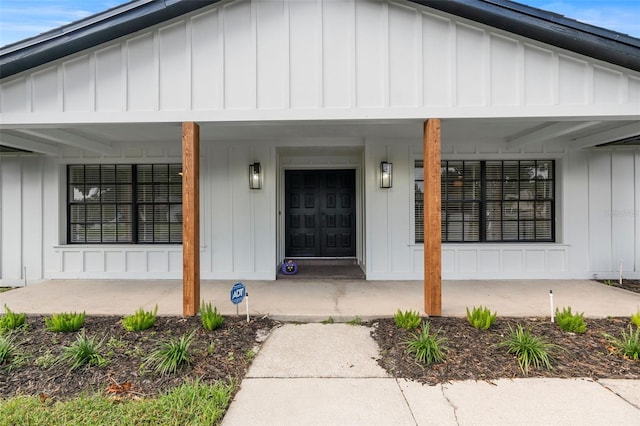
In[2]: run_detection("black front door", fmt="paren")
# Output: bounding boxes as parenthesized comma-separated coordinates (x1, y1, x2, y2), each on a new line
(285, 170, 356, 257)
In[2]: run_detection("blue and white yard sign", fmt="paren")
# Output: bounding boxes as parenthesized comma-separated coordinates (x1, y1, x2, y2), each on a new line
(230, 282, 246, 305)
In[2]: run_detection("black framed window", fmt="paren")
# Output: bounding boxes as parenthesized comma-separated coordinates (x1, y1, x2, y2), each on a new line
(67, 164, 182, 244)
(415, 160, 555, 243)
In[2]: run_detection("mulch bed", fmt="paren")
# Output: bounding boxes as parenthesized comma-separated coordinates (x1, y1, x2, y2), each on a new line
(0, 316, 278, 401)
(1, 279, 639, 401)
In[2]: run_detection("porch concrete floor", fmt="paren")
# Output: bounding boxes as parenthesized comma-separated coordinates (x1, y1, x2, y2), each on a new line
(1, 279, 639, 320)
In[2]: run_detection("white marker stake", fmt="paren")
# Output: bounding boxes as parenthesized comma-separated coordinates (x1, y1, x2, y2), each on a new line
(549, 290, 554, 323)
(619, 260, 623, 285)
(245, 293, 250, 323)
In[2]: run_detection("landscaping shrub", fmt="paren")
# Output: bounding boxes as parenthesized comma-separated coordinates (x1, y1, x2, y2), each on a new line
(122, 305, 158, 332)
(0, 305, 26, 332)
(465, 306, 497, 330)
(605, 325, 640, 361)
(146, 331, 195, 375)
(57, 331, 106, 371)
(404, 320, 447, 365)
(45, 312, 85, 332)
(0, 333, 21, 371)
(631, 310, 640, 328)
(498, 323, 558, 375)
(200, 301, 224, 331)
(555, 306, 587, 334)
(394, 309, 422, 330)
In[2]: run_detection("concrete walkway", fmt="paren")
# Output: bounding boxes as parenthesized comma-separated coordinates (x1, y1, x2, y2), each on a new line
(2, 279, 640, 425)
(2, 279, 640, 319)
(222, 324, 640, 426)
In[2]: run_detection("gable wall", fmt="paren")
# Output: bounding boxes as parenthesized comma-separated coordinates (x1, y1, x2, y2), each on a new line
(2, 0, 639, 124)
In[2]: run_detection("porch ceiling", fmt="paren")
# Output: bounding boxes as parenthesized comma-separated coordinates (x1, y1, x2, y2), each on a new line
(0, 118, 638, 156)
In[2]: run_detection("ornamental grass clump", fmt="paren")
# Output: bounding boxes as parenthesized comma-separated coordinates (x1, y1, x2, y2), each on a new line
(56, 331, 106, 371)
(0, 305, 26, 333)
(404, 320, 447, 365)
(631, 310, 640, 328)
(146, 331, 195, 375)
(0, 333, 22, 371)
(465, 306, 497, 330)
(122, 305, 158, 332)
(555, 306, 587, 334)
(45, 312, 85, 332)
(605, 326, 640, 361)
(394, 309, 422, 331)
(200, 301, 224, 331)
(498, 323, 558, 375)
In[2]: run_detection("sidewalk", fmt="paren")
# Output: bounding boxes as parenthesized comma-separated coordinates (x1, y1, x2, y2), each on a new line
(222, 323, 640, 426)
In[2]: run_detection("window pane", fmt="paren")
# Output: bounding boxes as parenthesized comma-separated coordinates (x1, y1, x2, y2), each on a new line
(70, 224, 85, 243)
(170, 224, 182, 243)
(101, 165, 115, 183)
(153, 165, 169, 183)
(101, 184, 116, 202)
(138, 184, 153, 203)
(70, 205, 85, 222)
(86, 205, 101, 222)
(85, 165, 100, 183)
(138, 224, 153, 243)
(117, 185, 132, 203)
(414, 160, 424, 243)
(118, 223, 133, 242)
(102, 223, 117, 242)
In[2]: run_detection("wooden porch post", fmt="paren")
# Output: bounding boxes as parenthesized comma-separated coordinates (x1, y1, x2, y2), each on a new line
(424, 119, 442, 316)
(182, 122, 200, 316)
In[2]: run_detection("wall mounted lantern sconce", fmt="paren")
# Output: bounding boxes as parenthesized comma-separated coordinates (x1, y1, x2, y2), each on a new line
(380, 161, 393, 188)
(249, 163, 262, 189)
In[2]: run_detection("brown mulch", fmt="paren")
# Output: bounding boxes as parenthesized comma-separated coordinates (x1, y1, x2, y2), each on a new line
(1, 279, 639, 401)
(0, 315, 278, 401)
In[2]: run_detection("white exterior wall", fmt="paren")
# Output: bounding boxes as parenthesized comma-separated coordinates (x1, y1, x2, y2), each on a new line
(2, 0, 639, 123)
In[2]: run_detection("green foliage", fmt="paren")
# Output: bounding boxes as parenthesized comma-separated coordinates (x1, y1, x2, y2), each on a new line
(0, 305, 26, 332)
(200, 301, 224, 331)
(122, 305, 158, 332)
(0, 333, 21, 370)
(631, 310, 640, 328)
(321, 317, 335, 324)
(56, 331, 106, 371)
(45, 312, 85, 332)
(465, 306, 497, 330)
(146, 331, 195, 375)
(394, 309, 422, 331)
(404, 320, 447, 365)
(346, 316, 362, 326)
(605, 326, 640, 360)
(34, 350, 56, 369)
(555, 306, 587, 334)
(498, 324, 558, 375)
(0, 379, 235, 425)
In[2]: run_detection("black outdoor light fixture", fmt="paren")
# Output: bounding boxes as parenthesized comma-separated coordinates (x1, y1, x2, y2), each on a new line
(249, 162, 262, 189)
(380, 161, 393, 188)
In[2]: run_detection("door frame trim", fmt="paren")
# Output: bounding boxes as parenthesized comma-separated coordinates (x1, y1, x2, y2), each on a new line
(276, 150, 364, 269)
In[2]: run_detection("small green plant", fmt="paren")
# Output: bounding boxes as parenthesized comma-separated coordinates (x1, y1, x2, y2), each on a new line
(45, 312, 85, 332)
(321, 317, 335, 324)
(200, 302, 224, 331)
(122, 305, 158, 332)
(0, 333, 21, 370)
(0, 305, 26, 332)
(404, 320, 447, 365)
(605, 326, 640, 360)
(631, 310, 640, 328)
(34, 350, 57, 369)
(394, 309, 422, 330)
(465, 306, 497, 330)
(145, 331, 194, 375)
(498, 324, 558, 375)
(56, 331, 106, 371)
(346, 316, 362, 326)
(555, 307, 587, 334)
(603, 279, 615, 286)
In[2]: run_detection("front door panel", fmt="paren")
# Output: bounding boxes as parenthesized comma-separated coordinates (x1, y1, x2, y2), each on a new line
(286, 170, 355, 257)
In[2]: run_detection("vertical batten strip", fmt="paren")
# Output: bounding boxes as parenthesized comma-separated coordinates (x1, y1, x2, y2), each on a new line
(182, 122, 200, 316)
(424, 119, 442, 316)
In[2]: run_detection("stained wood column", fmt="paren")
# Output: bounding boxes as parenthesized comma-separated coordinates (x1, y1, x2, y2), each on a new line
(424, 119, 442, 316)
(182, 122, 200, 316)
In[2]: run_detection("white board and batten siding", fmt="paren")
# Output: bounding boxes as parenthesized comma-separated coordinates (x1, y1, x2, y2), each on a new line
(2, 0, 639, 122)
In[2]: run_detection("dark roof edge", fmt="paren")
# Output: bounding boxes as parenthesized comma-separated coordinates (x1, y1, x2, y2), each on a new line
(0, 0, 220, 79)
(412, 0, 640, 72)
